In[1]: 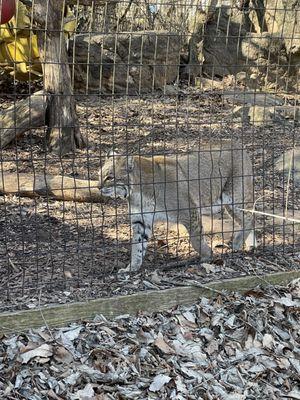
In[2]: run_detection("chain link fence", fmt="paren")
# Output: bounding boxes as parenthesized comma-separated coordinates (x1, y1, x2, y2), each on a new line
(0, 0, 299, 312)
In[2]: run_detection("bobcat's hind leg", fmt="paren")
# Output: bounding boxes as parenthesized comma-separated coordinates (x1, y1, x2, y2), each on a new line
(223, 193, 257, 251)
(182, 208, 213, 261)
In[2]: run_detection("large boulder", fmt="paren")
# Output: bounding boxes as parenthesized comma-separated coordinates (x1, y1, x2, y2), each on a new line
(264, 0, 300, 65)
(187, 1, 299, 91)
(201, 6, 248, 77)
(240, 32, 292, 90)
(232, 104, 300, 126)
(70, 31, 182, 94)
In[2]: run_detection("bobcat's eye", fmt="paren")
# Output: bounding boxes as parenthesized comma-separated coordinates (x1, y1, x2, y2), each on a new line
(104, 175, 114, 182)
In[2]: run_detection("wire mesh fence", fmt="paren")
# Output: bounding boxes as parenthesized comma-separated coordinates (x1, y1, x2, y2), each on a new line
(0, 0, 299, 312)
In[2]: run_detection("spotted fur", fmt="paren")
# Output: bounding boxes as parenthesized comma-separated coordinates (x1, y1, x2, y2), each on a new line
(99, 143, 257, 272)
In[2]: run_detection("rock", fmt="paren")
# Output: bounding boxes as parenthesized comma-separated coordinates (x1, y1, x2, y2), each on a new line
(274, 106, 300, 122)
(194, 76, 225, 91)
(232, 105, 251, 122)
(241, 33, 286, 63)
(162, 84, 179, 96)
(202, 6, 247, 77)
(70, 31, 182, 94)
(224, 92, 284, 106)
(248, 105, 274, 126)
(241, 32, 291, 89)
(275, 148, 300, 184)
(264, 0, 300, 65)
(192, 2, 299, 92)
(232, 104, 300, 126)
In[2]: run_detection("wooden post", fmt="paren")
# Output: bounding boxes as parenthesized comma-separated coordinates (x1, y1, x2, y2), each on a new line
(33, 0, 85, 156)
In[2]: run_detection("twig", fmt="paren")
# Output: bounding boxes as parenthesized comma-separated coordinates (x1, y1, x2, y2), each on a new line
(260, 257, 285, 271)
(240, 146, 298, 224)
(8, 258, 19, 272)
(238, 208, 300, 224)
(0, 271, 24, 288)
(162, 259, 196, 271)
(176, 280, 225, 296)
(38, 289, 55, 341)
(240, 259, 281, 296)
(114, 0, 134, 29)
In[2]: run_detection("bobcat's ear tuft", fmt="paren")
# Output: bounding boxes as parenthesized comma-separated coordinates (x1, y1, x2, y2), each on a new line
(106, 148, 118, 159)
(127, 156, 134, 172)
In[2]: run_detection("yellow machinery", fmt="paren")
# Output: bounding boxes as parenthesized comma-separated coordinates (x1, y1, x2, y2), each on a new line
(0, 0, 75, 81)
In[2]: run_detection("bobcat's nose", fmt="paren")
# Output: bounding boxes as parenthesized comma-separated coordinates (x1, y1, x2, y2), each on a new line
(98, 181, 103, 190)
(100, 186, 114, 197)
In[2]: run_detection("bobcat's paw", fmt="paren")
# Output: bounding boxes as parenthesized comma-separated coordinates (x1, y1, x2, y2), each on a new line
(118, 263, 140, 274)
(118, 265, 131, 274)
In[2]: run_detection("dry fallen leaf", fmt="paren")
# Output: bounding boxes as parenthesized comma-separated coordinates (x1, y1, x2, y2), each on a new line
(47, 389, 64, 400)
(71, 383, 95, 400)
(149, 374, 172, 392)
(1, 282, 299, 400)
(154, 332, 175, 355)
(287, 389, 300, 400)
(20, 344, 53, 364)
(202, 263, 218, 273)
(54, 346, 74, 364)
(262, 333, 274, 349)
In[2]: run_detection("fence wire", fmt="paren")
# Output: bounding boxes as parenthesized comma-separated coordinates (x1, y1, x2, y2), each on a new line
(0, 0, 299, 312)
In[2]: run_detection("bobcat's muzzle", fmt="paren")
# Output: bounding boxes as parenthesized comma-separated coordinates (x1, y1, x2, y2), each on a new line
(99, 184, 128, 199)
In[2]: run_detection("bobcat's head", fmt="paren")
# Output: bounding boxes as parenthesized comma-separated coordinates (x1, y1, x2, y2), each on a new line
(98, 150, 134, 199)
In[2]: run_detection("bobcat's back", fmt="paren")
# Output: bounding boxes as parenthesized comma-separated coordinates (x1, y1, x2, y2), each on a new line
(130, 144, 253, 219)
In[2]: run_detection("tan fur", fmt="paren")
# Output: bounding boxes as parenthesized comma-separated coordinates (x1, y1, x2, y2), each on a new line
(99, 143, 257, 272)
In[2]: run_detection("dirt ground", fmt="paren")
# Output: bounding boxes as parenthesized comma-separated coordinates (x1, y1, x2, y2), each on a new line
(0, 84, 299, 312)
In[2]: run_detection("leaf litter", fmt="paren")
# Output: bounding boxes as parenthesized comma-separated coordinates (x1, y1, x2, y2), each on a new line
(0, 280, 300, 399)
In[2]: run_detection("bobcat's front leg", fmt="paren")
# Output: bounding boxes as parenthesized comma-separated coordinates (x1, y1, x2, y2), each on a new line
(128, 219, 152, 271)
(127, 217, 153, 272)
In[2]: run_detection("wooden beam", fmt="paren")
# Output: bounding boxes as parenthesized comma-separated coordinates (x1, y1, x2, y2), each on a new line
(0, 270, 299, 333)
(0, 172, 104, 202)
(0, 91, 50, 148)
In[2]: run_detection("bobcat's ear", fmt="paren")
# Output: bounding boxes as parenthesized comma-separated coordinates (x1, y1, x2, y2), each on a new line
(106, 148, 118, 159)
(127, 156, 134, 172)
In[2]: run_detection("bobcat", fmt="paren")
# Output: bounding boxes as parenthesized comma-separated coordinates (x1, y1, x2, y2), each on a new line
(99, 143, 257, 272)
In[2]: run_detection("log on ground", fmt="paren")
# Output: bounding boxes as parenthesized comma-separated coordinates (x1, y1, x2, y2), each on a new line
(0, 90, 49, 148)
(0, 172, 104, 202)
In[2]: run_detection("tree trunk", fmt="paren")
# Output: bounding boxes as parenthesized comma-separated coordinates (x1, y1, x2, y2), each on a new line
(33, 0, 85, 156)
(0, 172, 104, 202)
(0, 90, 50, 148)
